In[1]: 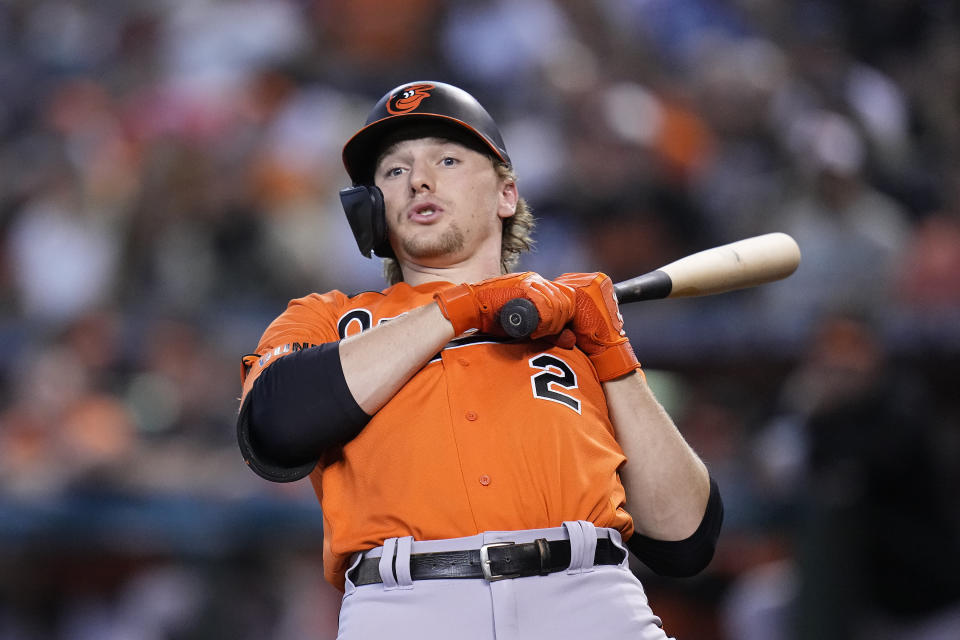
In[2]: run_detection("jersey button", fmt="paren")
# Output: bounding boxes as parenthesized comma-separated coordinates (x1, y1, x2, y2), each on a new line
(458, 357, 470, 366)
(465, 411, 478, 421)
(479, 474, 491, 486)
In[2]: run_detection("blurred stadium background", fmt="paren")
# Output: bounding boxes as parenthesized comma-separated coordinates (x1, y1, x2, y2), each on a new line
(1, 0, 958, 638)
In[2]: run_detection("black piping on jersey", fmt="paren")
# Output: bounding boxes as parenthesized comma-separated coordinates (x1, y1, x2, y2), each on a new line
(427, 334, 519, 363)
(237, 341, 371, 483)
(625, 476, 724, 577)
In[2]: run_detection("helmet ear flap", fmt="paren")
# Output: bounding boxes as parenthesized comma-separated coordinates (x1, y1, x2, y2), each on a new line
(339, 185, 395, 259)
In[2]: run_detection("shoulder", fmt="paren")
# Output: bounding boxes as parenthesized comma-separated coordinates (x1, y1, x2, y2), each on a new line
(282, 287, 388, 314)
(288, 289, 351, 309)
(343, 281, 452, 309)
(271, 282, 451, 338)
(274, 285, 405, 329)
(293, 282, 418, 305)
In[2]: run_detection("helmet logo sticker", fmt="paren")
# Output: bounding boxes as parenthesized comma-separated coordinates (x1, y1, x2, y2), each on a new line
(386, 83, 435, 114)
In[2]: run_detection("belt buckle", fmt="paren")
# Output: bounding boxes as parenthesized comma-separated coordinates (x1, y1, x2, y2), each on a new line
(479, 542, 520, 582)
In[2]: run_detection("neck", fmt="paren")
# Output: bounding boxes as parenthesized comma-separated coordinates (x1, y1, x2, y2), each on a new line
(398, 250, 503, 287)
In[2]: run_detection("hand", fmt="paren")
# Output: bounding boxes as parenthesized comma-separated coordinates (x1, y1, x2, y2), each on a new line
(434, 272, 575, 339)
(553, 272, 641, 381)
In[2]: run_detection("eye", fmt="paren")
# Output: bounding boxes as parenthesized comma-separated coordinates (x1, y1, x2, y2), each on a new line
(440, 156, 459, 167)
(383, 166, 405, 178)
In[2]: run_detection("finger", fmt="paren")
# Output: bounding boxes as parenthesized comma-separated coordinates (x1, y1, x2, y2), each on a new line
(545, 328, 576, 350)
(530, 283, 574, 338)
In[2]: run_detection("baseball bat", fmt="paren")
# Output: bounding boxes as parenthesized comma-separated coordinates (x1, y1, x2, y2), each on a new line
(499, 232, 801, 338)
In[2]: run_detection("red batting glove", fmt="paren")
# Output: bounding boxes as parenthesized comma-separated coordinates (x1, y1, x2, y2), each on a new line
(553, 272, 641, 381)
(434, 272, 575, 339)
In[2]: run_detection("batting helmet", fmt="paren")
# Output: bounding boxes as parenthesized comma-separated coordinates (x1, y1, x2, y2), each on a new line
(339, 81, 511, 258)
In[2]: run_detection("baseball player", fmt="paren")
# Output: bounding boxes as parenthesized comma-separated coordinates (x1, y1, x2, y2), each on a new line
(237, 81, 723, 639)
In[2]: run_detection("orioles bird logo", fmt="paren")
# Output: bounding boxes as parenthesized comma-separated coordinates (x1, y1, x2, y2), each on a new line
(386, 83, 434, 114)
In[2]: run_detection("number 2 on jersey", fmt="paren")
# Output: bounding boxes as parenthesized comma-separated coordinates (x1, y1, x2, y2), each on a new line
(529, 354, 581, 414)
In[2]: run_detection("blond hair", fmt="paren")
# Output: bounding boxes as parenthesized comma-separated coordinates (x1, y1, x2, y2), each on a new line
(382, 162, 535, 285)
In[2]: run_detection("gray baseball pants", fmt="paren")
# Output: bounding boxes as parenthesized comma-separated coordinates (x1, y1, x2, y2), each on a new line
(336, 520, 673, 640)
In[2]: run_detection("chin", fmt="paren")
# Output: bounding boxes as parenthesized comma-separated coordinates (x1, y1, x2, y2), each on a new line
(400, 232, 465, 261)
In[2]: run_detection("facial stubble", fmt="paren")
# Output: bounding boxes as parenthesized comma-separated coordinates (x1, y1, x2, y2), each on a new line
(398, 220, 466, 260)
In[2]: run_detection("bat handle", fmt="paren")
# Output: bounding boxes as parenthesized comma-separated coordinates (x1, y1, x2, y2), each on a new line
(499, 298, 539, 338)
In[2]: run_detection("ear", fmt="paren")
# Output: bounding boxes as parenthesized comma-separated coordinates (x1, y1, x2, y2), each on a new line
(497, 178, 518, 220)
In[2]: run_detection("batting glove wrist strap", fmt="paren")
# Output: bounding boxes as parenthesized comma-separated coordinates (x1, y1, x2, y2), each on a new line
(590, 341, 642, 382)
(552, 272, 642, 380)
(434, 283, 480, 336)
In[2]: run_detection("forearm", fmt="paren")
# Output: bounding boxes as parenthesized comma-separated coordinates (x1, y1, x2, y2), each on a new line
(340, 301, 455, 413)
(341, 271, 577, 412)
(605, 370, 711, 541)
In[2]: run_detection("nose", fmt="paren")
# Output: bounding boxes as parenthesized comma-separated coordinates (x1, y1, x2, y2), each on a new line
(408, 161, 434, 195)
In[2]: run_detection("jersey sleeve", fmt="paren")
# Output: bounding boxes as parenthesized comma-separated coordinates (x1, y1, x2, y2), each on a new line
(240, 292, 346, 401)
(236, 291, 349, 482)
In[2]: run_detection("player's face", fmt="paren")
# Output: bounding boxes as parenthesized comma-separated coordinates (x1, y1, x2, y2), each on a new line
(374, 137, 517, 268)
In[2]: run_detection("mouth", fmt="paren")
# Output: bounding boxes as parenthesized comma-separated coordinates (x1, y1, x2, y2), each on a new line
(407, 201, 443, 223)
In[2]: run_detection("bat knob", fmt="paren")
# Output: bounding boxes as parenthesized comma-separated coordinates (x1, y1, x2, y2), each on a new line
(499, 298, 539, 338)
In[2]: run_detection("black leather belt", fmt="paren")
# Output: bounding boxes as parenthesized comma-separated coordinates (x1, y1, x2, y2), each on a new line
(349, 537, 626, 586)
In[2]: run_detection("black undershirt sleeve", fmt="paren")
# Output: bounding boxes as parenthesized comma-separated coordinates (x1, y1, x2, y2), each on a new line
(236, 342, 371, 483)
(625, 476, 724, 577)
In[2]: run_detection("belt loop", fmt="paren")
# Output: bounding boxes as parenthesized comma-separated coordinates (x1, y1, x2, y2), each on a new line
(378, 538, 399, 590)
(578, 521, 598, 574)
(343, 552, 363, 595)
(563, 521, 586, 575)
(607, 528, 629, 568)
(395, 536, 414, 589)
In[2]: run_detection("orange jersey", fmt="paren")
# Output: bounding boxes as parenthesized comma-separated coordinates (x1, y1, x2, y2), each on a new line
(240, 281, 634, 590)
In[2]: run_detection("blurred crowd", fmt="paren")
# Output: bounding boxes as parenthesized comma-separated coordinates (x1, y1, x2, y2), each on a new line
(0, 0, 958, 638)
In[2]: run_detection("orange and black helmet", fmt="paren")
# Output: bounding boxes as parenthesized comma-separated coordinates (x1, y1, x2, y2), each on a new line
(342, 81, 511, 186)
(339, 81, 512, 259)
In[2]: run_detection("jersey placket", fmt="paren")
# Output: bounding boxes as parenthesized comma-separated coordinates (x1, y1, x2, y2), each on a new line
(440, 344, 505, 528)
